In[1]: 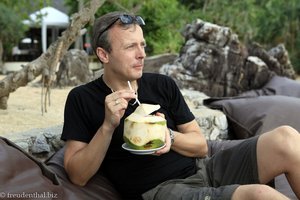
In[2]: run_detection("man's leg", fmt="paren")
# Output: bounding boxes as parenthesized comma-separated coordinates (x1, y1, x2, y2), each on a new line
(256, 125, 300, 198)
(232, 184, 290, 200)
(205, 135, 288, 199)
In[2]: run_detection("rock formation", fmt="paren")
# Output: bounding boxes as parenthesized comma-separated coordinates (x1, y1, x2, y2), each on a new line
(56, 49, 92, 87)
(160, 19, 296, 97)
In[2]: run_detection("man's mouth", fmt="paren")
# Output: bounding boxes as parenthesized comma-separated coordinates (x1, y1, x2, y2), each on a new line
(134, 63, 144, 68)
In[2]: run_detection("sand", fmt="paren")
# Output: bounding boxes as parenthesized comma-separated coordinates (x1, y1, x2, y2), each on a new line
(0, 75, 72, 137)
(1, 74, 300, 138)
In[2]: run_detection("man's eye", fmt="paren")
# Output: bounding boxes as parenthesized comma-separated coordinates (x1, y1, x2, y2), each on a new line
(126, 45, 134, 49)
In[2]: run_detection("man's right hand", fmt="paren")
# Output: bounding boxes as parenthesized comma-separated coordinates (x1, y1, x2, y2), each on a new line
(103, 89, 137, 131)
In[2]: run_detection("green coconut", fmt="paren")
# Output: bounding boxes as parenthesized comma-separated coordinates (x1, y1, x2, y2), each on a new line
(123, 104, 166, 150)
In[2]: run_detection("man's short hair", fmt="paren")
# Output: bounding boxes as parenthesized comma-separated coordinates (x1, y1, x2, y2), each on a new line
(92, 11, 135, 54)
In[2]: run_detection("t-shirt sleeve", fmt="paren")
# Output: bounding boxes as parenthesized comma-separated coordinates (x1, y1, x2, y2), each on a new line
(168, 77, 195, 125)
(155, 74, 195, 126)
(60, 87, 95, 143)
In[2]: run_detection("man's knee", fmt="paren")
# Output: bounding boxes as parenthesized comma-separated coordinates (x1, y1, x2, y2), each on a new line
(273, 125, 298, 136)
(232, 184, 283, 200)
(263, 125, 298, 153)
(258, 125, 300, 175)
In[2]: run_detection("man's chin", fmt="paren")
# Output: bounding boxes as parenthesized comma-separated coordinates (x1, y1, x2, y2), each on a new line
(134, 68, 143, 77)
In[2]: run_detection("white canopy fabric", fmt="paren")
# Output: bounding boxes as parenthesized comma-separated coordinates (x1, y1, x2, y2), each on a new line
(23, 6, 69, 53)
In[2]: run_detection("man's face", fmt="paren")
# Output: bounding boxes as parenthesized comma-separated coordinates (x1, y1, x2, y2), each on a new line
(106, 24, 146, 81)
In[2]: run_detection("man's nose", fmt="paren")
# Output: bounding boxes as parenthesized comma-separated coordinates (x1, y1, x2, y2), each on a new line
(137, 46, 146, 59)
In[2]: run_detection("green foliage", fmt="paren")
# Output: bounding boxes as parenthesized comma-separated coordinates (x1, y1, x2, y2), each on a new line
(0, 0, 48, 19)
(0, 0, 52, 61)
(0, 0, 50, 39)
(139, 0, 194, 54)
(64, 0, 195, 55)
(181, 0, 300, 72)
(253, 0, 300, 72)
(0, 3, 26, 51)
(64, 0, 300, 72)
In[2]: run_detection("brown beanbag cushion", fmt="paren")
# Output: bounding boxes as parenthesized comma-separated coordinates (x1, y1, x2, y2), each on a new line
(0, 137, 122, 200)
(204, 75, 300, 139)
(46, 146, 122, 200)
(239, 75, 300, 98)
(263, 75, 300, 97)
(204, 95, 300, 139)
(0, 137, 65, 199)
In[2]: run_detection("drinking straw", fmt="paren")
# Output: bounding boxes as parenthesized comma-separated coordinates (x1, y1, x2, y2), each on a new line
(127, 81, 141, 105)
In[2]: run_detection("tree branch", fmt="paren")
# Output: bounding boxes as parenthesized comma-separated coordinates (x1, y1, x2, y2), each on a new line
(0, 0, 106, 109)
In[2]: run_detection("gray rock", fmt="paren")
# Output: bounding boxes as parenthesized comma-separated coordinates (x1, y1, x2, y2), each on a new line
(14, 141, 29, 152)
(161, 19, 295, 97)
(181, 89, 228, 141)
(31, 135, 50, 154)
(5, 125, 64, 160)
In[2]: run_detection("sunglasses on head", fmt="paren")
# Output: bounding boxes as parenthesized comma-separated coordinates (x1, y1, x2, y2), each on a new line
(97, 14, 145, 41)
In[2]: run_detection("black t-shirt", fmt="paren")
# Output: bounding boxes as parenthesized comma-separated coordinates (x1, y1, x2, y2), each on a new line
(61, 73, 197, 200)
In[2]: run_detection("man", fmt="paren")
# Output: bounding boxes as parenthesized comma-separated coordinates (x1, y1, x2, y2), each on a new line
(61, 11, 300, 200)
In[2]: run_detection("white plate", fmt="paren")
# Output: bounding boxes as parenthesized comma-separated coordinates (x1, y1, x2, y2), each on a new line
(122, 143, 166, 155)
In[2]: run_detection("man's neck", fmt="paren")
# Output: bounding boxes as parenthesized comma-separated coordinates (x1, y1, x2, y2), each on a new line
(103, 73, 138, 92)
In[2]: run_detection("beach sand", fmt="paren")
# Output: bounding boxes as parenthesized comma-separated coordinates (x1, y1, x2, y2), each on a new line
(0, 75, 72, 137)
(1, 74, 300, 138)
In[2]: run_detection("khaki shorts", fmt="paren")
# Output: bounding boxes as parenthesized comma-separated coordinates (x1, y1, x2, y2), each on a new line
(142, 136, 259, 200)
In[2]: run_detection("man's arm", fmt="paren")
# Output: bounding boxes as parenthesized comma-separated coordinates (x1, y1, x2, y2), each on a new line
(172, 119, 208, 157)
(63, 89, 137, 186)
(155, 119, 208, 158)
(63, 124, 113, 186)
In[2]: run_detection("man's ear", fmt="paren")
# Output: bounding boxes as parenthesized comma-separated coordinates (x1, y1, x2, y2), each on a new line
(96, 47, 109, 63)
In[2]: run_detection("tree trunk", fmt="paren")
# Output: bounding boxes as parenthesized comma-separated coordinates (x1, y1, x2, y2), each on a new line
(0, 39, 8, 109)
(0, 0, 106, 110)
(0, 39, 3, 74)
